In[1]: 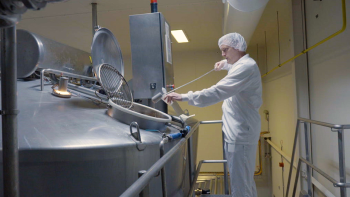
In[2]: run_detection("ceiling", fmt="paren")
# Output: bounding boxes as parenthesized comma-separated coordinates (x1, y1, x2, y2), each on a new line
(17, 0, 224, 56)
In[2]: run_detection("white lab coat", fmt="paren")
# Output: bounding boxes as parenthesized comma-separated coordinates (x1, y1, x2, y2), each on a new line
(181, 54, 262, 197)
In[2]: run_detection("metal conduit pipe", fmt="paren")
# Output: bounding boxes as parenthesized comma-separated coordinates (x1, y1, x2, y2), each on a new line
(92, 3, 97, 36)
(261, 0, 346, 78)
(1, 25, 20, 197)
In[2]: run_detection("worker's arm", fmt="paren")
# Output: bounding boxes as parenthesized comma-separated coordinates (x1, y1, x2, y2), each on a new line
(181, 62, 255, 107)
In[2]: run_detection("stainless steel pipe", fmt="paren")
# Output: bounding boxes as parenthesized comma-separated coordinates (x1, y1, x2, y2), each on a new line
(1, 26, 20, 197)
(16, 29, 92, 78)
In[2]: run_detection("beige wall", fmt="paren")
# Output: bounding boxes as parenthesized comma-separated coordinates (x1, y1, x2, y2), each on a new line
(246, 0, 298, 196)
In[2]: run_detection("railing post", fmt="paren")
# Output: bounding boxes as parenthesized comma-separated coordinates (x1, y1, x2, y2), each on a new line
(338, 129, 347, 197)
(286, 119, 300, 197)
(222, 132, 229, 195)
(292, 160, 302, 197)
(304, 122, 312, 196)
(138, 170, 150, 197)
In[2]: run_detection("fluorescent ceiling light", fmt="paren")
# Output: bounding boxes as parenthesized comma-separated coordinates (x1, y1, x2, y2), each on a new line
(171, 30, 189, 43)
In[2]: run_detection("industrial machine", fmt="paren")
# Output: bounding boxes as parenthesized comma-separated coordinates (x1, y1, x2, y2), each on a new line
(129, 12, 174, 113)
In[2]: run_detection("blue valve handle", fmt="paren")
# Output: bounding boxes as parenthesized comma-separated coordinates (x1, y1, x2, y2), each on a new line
(168, 132, 182, 140)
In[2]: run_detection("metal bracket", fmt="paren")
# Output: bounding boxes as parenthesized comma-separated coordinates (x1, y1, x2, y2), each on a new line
(0, 109, 20, 115)
(130, 122, 146, 151)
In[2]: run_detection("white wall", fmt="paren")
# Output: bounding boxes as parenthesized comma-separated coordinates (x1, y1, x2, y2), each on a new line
(304, 1, 350, 196)
(247, 0, 298, 196)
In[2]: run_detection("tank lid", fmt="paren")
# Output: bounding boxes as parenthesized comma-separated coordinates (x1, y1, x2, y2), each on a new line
(91, 28, 124, 76)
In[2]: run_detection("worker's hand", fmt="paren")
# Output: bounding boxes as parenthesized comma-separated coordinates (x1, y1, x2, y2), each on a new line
(163, 93, 182, 104)
(214, 60, 226, 71)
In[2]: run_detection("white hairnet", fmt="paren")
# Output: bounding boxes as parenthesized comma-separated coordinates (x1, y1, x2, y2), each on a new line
(218, 33, 247, 52)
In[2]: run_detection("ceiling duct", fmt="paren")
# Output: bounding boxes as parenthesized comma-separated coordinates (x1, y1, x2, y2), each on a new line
(222, 0, 269, 45)
(226, 0, 269, 12)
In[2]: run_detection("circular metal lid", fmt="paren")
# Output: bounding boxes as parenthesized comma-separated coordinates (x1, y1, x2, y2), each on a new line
(91, 28, 124, 76)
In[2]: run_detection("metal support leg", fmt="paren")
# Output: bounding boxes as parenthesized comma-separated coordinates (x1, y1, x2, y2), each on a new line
(138, 170, 150, 197)
(338, 129, 347, 197)
(292, 160, 302, 197)
(304, 123, 312, 196)
(1, 26, 20, 197)
(222, 132, 229, 195)
(286, 120, 300, 197)
(160, 140, 168, 197)
(187, 136, 194, 197)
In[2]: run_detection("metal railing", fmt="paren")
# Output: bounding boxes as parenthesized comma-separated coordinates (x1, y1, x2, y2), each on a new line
(119, 122, 200, 197)
(40, 68, 98, 91)
(194, 120, 229, 196)
(286, 118, 350, 197)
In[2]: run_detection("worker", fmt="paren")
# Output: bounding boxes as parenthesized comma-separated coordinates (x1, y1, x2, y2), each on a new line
(164, 32, 262, 197)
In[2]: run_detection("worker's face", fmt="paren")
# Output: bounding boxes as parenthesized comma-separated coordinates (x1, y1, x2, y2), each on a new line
(220, 45, 241, 64)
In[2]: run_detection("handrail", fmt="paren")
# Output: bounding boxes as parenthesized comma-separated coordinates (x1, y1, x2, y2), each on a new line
(199, 120, 229, 195)
(119, 122, 200, 197)
(200, 120, 223, 124)
(261, 0, 346, 78)
(286, 118, 350, 197)
(299, 117, 350, 129)
(266, 139, 336, 197)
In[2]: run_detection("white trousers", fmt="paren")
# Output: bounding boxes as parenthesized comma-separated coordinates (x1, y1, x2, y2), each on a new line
(224, 142, 258, 197)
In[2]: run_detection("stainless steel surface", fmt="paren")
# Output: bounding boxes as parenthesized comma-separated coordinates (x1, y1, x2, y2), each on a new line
(16, 29, 92, 78)
(40, 68, 98, 91)
(108, 100, 171, 132)
(120, 122, 200, 197)
(130, 12, 173, 113)
(91, 28, 124, 76)
(188, 160, 227, 197)
(287, 118, 350, 197)
(0, 80, 199, 197)
(1, 25, 20, 197)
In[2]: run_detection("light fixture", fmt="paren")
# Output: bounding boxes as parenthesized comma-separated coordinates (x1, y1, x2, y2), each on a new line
(171, 30, 189, 43)
(52, 76, 72, 98)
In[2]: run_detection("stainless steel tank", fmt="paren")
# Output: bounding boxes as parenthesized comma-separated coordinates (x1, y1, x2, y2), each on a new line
(16, 29, 92, 78)
(0, 80, 199, 197)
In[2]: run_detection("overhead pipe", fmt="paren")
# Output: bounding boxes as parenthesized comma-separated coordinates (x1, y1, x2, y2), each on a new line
(1, 26, 20, 197)
(151, 0, 158, 13)
(92, 3, 98, 36)
(261, 0, 346, 78)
